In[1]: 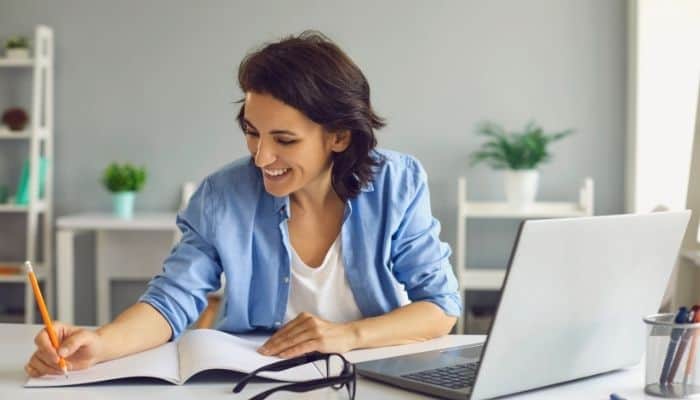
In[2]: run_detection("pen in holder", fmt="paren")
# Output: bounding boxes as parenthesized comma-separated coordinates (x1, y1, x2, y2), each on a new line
(644, 313, 700, 398)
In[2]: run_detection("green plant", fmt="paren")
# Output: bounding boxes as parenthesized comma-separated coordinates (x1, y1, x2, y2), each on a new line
(469, 121, 573, 170)
(4, 36, 30, 49)
(101, 163, 147, 192)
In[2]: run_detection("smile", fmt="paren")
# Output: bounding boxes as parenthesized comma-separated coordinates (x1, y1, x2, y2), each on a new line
(263, 168, 290, 177)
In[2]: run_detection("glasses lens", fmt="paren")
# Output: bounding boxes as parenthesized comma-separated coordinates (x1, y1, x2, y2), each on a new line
(326, 354, 345, 378)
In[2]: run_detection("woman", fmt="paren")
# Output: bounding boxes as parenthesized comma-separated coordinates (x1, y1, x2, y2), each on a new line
(25, 31, 461, 377)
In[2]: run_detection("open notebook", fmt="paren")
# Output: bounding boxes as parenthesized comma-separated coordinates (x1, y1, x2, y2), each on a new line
(25, 329, 322, 387)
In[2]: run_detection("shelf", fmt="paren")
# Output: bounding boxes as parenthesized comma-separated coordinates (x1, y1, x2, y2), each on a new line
(0, 202, 47, 213)
(460, 268, 507, 290)
(0, 127, 31, 139)
(461, 201, 588, 219)
(0, 57, 34, 67)
(0, 261, 46, 283)
(0, 313, 25, 323)
(0, 25, 54, 326)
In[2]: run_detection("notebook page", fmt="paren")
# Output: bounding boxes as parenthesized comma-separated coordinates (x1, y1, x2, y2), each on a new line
(178, 329, 322, 382)
(25, 341, 180, 387)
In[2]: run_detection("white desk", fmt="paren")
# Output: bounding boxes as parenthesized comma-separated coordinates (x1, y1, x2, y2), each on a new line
(0, 323, 660, 399)
(56, 213, 177, 325)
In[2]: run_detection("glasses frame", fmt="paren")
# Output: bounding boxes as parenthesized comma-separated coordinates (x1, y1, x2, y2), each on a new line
(232, 351, 356, 400)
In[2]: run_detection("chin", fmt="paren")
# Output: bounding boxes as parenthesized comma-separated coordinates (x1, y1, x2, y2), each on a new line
(262, 182, 293, 198)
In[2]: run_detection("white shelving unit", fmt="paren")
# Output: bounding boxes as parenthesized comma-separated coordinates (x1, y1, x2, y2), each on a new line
(0, 26, 54, 324)
(454, 176, 594, 333)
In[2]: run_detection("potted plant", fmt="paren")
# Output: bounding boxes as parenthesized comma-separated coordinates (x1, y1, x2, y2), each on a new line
(4, 36, 30, 60)
(470, 121, 573, 207)
(101, 163, 147, 219)
(1, 108, 29, 131)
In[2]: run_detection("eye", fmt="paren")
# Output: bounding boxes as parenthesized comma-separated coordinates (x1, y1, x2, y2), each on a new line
(276, 138, 296, 145)
(244, 130, 259, 137)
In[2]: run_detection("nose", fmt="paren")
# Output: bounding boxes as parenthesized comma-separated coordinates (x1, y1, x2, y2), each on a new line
(254, 136, 276, 167)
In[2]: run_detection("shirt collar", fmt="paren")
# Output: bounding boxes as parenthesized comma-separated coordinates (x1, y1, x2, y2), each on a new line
(272, 195, 290, 217)
(271, 180, 373, 216)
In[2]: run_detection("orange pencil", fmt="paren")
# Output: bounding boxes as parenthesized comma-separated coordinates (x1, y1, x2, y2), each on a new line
(25, 261, 68, 377)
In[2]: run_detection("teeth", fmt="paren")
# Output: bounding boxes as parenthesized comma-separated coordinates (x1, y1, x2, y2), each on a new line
(264, 168, 289, 177)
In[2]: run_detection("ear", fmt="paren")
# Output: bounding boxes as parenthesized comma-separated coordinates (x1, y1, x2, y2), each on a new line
(329, 130, 351, 153)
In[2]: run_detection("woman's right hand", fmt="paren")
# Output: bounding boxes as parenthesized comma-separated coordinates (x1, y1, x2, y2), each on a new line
(25, 322, 105, 378)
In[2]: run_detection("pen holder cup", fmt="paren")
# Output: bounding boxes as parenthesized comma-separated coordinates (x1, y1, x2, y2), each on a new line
(644, 313, 700, 398)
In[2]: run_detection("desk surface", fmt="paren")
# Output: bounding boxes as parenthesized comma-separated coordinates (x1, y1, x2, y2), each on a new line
(0, 324, 653, 399)
(56, 212, 177, 230)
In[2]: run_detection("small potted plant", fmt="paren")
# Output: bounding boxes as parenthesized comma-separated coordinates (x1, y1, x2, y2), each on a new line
(4, 36, 30, 60)
(1, 107, 29, 131)
(101, 163, 147, 219)
(470, 121, 573, 207)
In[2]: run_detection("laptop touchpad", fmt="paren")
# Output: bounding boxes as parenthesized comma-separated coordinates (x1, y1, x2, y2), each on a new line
(440, 346, 482, 360)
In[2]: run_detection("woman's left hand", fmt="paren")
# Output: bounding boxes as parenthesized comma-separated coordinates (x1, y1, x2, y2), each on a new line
(258, 312, 359, 358)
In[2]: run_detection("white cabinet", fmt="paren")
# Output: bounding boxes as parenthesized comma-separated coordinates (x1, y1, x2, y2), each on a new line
(454, 177, 594, 333)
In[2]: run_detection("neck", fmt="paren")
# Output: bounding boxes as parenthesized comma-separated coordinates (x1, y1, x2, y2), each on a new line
(290, 166, 342, 214)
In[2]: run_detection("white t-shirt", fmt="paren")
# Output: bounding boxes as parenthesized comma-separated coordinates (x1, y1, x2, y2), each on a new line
(284, 235, 363, 324)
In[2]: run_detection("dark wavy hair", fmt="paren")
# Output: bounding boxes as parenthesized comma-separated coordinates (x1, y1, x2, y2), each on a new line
(236, 30, 385, 200)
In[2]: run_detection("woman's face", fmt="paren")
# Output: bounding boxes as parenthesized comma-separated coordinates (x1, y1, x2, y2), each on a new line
(242, 92, 349, 198)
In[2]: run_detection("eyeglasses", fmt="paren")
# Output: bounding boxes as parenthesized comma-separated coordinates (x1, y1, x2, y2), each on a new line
(232, 351, 356, 400)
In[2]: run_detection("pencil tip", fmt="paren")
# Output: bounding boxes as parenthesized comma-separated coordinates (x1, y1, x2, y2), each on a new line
(24, 261, 33, 273)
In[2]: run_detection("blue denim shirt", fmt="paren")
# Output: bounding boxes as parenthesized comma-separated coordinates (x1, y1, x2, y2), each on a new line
(139, 149, 461, 339)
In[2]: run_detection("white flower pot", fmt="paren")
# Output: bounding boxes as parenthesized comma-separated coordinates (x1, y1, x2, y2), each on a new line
(504, 170, 539, 207)
(5, 48, 29, 59)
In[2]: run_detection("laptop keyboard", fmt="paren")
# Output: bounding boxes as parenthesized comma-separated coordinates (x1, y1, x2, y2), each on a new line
(401, 362, 478, 390)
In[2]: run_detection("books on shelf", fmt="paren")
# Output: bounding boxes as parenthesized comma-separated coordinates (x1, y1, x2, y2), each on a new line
(0, 264, 23, 275)
(15, 157, 47, 205)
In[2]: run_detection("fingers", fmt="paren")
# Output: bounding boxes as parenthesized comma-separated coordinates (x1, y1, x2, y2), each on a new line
(54, 321, 76, 342)
(262, 322, 318, 356)
(58, 329, 90, 358)
(26, 353, 63, 377)
(259, 313, 314, 354)
(33, 328, 62, 370)
(34, 328, 57, 353)
(273, 313, 312, 338)
(25, 364, 39, 378)
(278, 339, 321, 359)
(33, 347, 61, 369)
(27, 323, 85, 378)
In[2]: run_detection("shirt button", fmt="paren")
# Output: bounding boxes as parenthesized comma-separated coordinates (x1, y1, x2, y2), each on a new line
(275, 321, 281, 326)
(283, 277, 289, 283)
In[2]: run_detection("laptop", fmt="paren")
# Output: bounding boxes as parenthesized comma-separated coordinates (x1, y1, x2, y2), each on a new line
(356, 211, 691, 399)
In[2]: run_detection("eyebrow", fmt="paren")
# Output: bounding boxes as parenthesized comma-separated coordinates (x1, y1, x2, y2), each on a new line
(243, 118, 299, 136)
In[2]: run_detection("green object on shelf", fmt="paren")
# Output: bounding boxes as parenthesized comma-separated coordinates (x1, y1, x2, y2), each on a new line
(0, 184, 8, 203)
(112, 191, 135, 219)
(15, 157, 47, 205)
(15, 160, 28, 204)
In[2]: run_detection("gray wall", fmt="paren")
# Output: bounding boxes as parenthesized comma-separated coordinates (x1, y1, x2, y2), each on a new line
(0, 0, 626, 324)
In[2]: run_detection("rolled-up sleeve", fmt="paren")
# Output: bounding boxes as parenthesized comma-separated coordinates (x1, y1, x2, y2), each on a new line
(139, 178, 223, 339)
(390, 158, 462, 317)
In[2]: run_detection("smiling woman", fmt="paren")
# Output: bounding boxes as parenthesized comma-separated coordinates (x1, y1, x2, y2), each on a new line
(24, 30, 461, 378)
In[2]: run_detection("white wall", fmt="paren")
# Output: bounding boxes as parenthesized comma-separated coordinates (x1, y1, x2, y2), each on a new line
(627, 0, 700, 309)
(626, 0, 700, 213)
